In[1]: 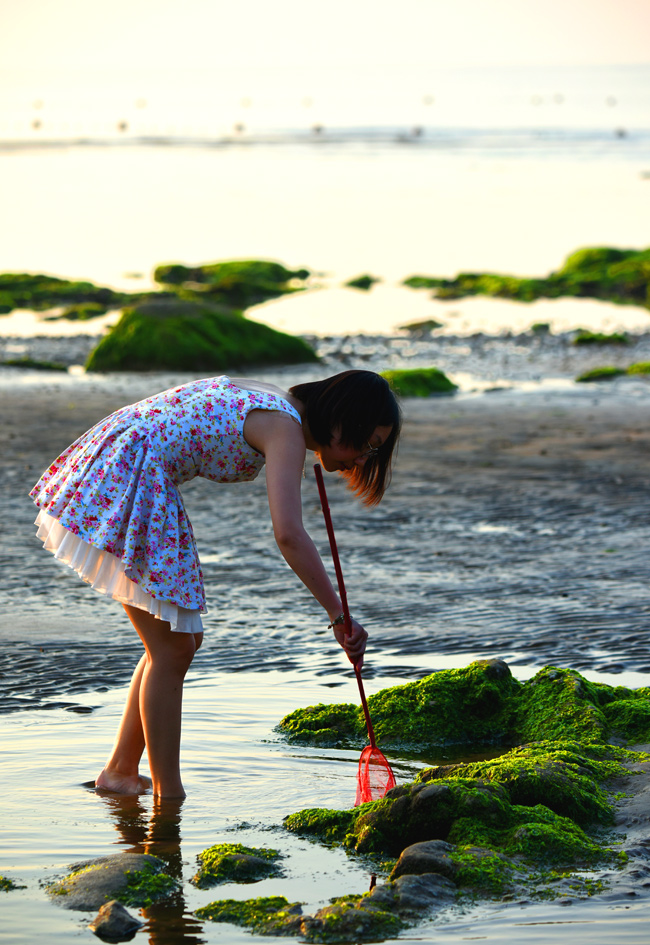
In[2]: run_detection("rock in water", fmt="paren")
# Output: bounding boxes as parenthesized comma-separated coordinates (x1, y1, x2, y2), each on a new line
(89, 900, 143, 940)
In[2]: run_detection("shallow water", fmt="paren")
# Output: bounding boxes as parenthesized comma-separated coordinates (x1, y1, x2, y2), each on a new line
(2, 665, 650, 945)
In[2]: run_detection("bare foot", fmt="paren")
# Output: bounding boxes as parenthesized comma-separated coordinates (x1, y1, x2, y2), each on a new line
(95, 768, 152, 794)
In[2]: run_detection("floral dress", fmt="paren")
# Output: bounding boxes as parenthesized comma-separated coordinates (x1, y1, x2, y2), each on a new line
(30, 376, 302, 632)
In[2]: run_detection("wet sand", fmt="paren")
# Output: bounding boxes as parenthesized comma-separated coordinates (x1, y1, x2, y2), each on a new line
(1, 358, 649, 712)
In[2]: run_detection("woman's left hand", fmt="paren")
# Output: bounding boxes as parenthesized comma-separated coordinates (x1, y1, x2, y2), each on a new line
(333, 617, 368, 668)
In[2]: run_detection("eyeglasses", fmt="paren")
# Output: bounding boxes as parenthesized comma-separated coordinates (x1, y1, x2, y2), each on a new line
(358, 441, 380, 459)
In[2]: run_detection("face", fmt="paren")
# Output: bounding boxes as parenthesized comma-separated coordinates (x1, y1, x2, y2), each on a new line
(316, 425, 393, 473)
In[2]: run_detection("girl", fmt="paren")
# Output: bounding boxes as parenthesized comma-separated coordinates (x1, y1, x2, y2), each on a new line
(30, 370, 401, 798)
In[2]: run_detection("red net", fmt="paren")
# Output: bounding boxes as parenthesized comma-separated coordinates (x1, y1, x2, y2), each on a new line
(355, 746, 397, 806)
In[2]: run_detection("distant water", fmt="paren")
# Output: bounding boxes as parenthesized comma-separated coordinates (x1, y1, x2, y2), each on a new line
(0, 62, 648, 338)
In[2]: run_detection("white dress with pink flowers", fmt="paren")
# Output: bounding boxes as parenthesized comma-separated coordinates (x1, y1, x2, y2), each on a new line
(30, 376, 301, 632)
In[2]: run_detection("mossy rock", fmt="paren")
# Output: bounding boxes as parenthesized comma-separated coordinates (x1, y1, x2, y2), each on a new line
(573, 329, 629, 345)
(196, 895, 304, 935)
(278, 662, 650, 754)
(57, 301, 108, 321)
(153, 259, 310, 309)
(0, 272, 135, 314)
(192, 843, 283, 888)
(418, 740, 624, 825)
(576, 366, 627, 382)
(402, 245, 650, 308)
(517, 666, 609, 743)
(381, 367, 457, 397)
(2, 357, 67, 371)
(85, 297, 318, 372)
(626, 361, 650, 374)
(301, 898, 404, 942)
(398, 318, 444, 333)
(0, 875, 25, 892)
(279, 659, 519, 750)
(344, 274, 381, 291)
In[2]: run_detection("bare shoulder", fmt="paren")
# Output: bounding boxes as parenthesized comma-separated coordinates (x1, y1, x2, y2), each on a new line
(243, 407, 305, 457)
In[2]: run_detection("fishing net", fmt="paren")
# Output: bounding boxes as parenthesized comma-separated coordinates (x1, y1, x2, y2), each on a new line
(355, 745, 397, 806)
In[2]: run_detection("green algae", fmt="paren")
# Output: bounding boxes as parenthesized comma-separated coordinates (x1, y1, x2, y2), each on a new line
(279, 659, 520, 750)
(344, 274, 381, 291)
(381, 366, 457, 397)
(419, 740, 627, 825)
(85, 298, 318, 372)
(281, 661, 650, 919)
(576, 361, 650, 382)
(118, 863, 179, 907)
(573, 329, 629, 345)
(302, 898, 404, 943)
(153, 259, 310, 309)
(2, 357, 67, 371)
(195, 895, 303, 934)
(192, 843, 283, 888)
(402, 245, 650, 308)
(278, 663, 650, 756)
(0, 875, 25, 892)
(0, 272, 135, 315)
(576, 366, 627, 382)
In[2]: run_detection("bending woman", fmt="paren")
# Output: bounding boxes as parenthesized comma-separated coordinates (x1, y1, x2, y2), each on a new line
(30, 370, 401, 798)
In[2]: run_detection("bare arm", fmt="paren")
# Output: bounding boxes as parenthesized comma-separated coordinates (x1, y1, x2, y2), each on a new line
(244, 410, 367, 664)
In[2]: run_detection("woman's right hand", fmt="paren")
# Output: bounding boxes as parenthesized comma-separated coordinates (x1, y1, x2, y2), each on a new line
(333, 617, 368, 668)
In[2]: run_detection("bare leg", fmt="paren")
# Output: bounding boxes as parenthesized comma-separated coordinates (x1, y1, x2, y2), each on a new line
(96, 604, 203, 798)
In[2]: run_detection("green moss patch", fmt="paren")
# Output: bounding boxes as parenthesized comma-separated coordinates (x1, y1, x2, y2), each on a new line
(85, 298, 317, 372)
(381, 366, 457, 396)
(192, 843, 283, 888)
(153, 259, 309, 309)
(196, 895, 303, 934)
(118, 863, 179, 907)
(0, 875, 25, 892)
(279, 662, 650, 755)
(344, 274, 381, 291)
(2, 357, 67, 371)
(0, 272, 135, 315)
(573, 329, 629, 345)
(302, 898, 404, 942)
(402, 245, 650, 308)
(279, 659, 520, 750)
(576, 366, 627, 382)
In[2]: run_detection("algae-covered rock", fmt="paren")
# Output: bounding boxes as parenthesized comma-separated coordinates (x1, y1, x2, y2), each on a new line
(279, 662, 650, 754)
(153, 259, 310, 309)
(343, 274, 381, 291)
(626, 361, 650, 374)
(0, 874, 25, 891)
(573, 329, 629, 345)
(85, 298, 318, 372)
(195, 895, 304, 935)
(518, 666, 609, 743)
(381, 366, 457, 396)
(576, 366, 627, 382)
(47, 853, 178, 911)
(419, 741, 624, 825)
(192, 843, 283, 888)
(279, 659, 520, 750)
(301, 898, 404, 942)
(402, 245, 650, 308)
(0, 272, 134, 315)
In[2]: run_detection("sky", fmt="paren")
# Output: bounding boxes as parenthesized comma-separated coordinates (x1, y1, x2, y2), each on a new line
(0, 0, 649, 76)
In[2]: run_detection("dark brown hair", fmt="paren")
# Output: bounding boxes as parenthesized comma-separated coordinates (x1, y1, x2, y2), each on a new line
(289, 370, 401, 506)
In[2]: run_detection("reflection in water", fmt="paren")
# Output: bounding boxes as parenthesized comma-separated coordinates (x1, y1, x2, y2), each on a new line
(98, 794, 206, 945)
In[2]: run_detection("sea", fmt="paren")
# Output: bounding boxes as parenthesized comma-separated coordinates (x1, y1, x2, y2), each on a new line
(0, 62, 648, 339)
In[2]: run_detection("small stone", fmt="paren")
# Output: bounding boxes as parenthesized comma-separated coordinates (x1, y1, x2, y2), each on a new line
(390, 840, 459, 881)
(89, 900, 143, 940)
(393, 872, 456, 914)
